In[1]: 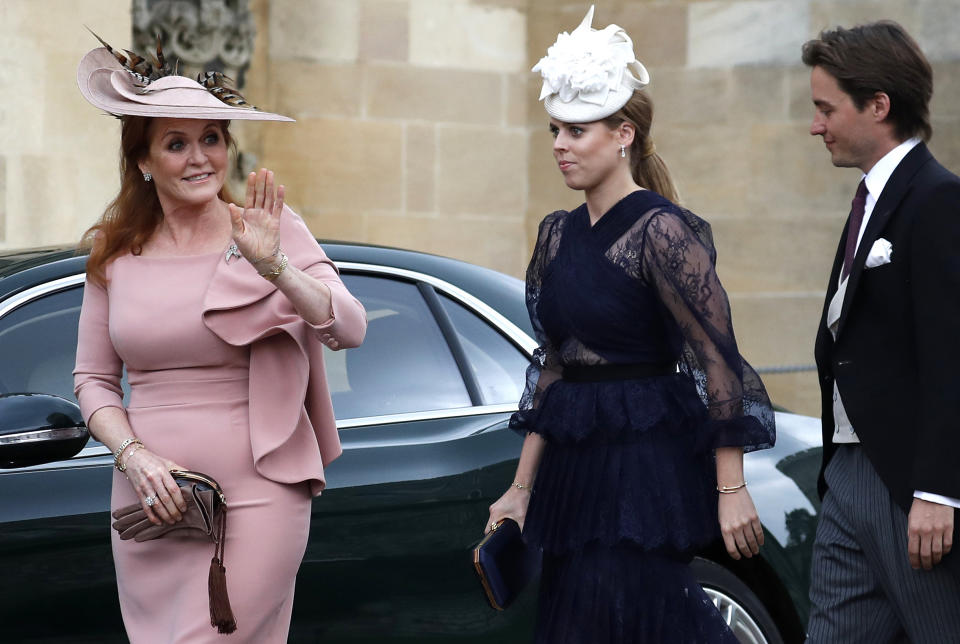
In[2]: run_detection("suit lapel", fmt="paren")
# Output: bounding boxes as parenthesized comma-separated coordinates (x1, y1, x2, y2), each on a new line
(835, 143, 932, 336)
(817, 226, 845, 336)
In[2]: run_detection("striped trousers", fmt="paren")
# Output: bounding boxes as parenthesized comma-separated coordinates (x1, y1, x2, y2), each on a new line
(806, 445, 960, 643)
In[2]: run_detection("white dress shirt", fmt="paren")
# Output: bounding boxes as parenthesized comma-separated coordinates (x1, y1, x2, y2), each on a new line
(828, 137, 960, 510)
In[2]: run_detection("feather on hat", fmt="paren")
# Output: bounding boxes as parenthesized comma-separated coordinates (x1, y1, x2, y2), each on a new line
(78, 30, 293, 122)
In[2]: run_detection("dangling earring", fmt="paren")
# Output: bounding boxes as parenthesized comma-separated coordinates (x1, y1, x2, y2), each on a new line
(143, 172, 152, 182)
(619, 145, 626, 158)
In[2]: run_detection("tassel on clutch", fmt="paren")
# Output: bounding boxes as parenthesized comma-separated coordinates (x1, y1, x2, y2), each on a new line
(111, 470, 236, 634)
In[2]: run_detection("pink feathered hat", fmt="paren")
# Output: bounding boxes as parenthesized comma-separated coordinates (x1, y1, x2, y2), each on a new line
(77, 34, 293, 122)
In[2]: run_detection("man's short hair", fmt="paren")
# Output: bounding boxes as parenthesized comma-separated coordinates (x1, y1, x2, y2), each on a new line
(802, 21, 933, 141)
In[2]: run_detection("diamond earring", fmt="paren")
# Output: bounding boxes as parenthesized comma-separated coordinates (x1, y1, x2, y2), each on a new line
(620, 145, 626, 158)
(143, 172, 152, 182)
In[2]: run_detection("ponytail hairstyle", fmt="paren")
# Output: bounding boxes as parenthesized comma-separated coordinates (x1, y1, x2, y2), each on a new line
(81, 117, 237, 286)
(602, 91, 679, 204)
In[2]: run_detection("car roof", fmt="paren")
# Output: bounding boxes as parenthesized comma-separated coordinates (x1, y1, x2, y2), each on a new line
(0, 246, 82, 278)
(0, 242, 535, 337)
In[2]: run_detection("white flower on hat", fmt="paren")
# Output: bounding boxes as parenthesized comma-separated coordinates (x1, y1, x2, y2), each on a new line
(533, 18, 630, 105)
(532, 5, 649, 122)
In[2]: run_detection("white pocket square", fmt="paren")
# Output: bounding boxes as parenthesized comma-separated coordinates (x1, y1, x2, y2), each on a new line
(865, 238, 893, 268)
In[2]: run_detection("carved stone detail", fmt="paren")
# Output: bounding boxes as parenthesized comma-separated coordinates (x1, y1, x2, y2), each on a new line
(132, 0, 255, 86)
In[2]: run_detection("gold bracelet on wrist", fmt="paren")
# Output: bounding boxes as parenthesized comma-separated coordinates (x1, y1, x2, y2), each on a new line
(114, 438, 143, 472)
(717, 481, 747, 494)
(259, 252, 288, 281)
(512, 481, 533, 492)
(252, 246, 281, 265)
(120, 443, 145, 472)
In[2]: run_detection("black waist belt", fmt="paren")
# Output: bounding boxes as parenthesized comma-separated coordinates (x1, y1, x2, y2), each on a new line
(562, 362, 678, 382)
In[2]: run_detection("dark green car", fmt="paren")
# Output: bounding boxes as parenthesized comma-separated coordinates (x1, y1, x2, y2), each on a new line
(0, 244, 821, 643)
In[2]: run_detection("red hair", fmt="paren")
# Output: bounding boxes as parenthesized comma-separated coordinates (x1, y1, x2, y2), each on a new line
(81, 117, 236, 286)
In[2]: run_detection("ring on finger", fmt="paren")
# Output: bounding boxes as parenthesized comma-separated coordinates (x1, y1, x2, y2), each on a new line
(145, 495, 157, 507)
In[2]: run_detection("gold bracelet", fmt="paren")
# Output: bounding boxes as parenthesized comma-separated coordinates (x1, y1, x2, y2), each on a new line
(259, 252, 288, 281)
(252, 246, 281, 265)
(512, 481, 533, 492)
(113, 438, 142, 471)
(717, 482, 747, 494)
(120, 443, 145, 472)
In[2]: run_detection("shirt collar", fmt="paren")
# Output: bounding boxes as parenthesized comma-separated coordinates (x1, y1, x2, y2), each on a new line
(863, 137, 921, 200)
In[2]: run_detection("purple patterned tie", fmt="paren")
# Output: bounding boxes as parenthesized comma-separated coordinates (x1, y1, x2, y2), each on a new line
(841, 179, 869, 280)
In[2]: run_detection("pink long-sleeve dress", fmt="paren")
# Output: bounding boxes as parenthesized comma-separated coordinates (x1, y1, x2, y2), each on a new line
(74, 208, 366, 643)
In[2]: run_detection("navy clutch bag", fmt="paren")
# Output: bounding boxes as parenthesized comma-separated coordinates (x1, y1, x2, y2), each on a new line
(472, 518, 540, 610)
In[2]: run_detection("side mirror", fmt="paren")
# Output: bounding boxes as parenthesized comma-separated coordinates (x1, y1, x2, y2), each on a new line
(0, 393, 89, 469)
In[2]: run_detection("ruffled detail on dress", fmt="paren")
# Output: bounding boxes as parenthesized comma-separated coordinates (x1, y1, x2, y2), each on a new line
(510, 377, 768, 556)
(202, 208, 366, 496)
(536, 543, 738, 644)
(523, 429, 720, 555)
(516, 376, 721, 556)
(511, 373, 704, 446)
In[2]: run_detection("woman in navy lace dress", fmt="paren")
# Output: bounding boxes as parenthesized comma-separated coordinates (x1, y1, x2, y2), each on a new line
(485, 8, 776, 643)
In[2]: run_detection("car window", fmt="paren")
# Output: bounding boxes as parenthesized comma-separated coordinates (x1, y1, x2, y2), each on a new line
(326, 274, 471, 419)
(0, 274, 476, 427)
(438, 294, 528, 405)
(0, 286, 84, 401)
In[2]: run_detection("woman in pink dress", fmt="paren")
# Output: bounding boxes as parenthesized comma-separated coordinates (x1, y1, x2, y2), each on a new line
(72, 39, 366, 642)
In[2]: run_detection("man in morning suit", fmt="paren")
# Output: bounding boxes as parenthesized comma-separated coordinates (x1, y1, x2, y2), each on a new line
(803, 21, 960, 643)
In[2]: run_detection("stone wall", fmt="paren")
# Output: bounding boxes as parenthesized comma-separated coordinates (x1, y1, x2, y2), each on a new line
(247, 0, 532, 277)
(3, 0, 960, 414)
(0, 0, 129, 249)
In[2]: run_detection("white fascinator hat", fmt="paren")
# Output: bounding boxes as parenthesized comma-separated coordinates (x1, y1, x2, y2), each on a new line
(532, 5, 649, 122)
(77, 30, 293, 122)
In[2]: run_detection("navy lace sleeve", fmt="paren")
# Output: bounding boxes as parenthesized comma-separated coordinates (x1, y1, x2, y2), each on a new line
(639, 207, 775, 452)
(510, 211, 567, 433)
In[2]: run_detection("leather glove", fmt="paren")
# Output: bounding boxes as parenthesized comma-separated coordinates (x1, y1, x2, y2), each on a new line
(112, 481, 219, 542)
